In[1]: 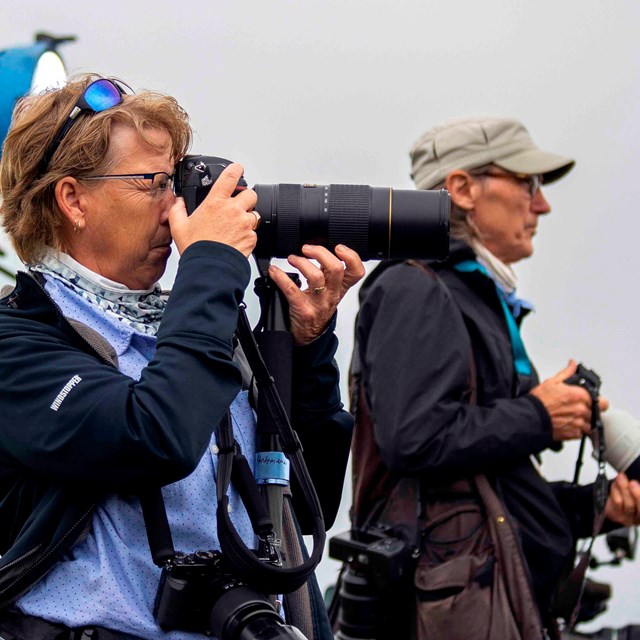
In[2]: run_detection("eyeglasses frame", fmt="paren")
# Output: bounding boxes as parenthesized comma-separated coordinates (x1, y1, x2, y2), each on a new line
(470, 169, 543, 198)
(80, 172, 175, 196)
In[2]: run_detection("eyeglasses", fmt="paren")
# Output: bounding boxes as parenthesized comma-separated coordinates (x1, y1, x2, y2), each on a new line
(81, 172, 174, 197)
(39, 78, 126, 176)
(475, 171, 543, 198)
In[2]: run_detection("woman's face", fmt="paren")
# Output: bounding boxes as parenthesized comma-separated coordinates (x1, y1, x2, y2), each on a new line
(68, 125, 176, 289)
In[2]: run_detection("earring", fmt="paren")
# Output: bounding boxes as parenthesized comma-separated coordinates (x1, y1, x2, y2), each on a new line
(73, 219, 82, 233)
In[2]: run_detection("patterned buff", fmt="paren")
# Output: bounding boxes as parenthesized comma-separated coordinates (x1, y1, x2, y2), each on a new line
(29, 249, 167, 336)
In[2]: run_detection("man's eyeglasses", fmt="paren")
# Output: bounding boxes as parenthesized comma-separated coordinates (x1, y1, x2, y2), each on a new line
(474, 171, 542, 198)
(39, 78, 126, 176)
(81, 172, 174, 197)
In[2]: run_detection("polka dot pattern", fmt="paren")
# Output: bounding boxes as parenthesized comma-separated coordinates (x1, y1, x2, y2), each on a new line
(18, 276, 258, 639)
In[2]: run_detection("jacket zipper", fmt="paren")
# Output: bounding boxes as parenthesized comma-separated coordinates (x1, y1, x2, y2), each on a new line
(0, 545, 43, 573)
(0, 273, 112, 598)
(0, 504, 96, 597)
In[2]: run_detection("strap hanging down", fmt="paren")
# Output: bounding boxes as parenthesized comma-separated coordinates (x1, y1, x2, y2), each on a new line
(215, 304, 326, 594)
(140, 305, 326, 595)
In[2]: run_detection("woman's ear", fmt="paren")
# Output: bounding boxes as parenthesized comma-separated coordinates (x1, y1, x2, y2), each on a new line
(444, 170, 477, 212)
(55, 177, 87, 231)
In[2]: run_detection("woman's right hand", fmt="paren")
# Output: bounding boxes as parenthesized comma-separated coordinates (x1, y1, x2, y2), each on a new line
(530, 359, 606, 442)
(168, 162, 259, 257)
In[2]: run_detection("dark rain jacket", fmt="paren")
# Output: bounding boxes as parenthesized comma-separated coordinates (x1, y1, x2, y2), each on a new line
(0, 241, 353, 639)
(350, 239, 601, 617)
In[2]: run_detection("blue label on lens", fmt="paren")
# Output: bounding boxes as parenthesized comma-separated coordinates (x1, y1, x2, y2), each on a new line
(255, 451, 290, 486)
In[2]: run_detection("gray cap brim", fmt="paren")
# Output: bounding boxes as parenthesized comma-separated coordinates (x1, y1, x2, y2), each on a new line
(410, 116, 576, 189)
(494, 148, 575, 184)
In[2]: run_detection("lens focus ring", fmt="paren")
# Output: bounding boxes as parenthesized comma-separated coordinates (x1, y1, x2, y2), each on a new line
(328, 185, 370, 255)
(275, 184, 302, 257)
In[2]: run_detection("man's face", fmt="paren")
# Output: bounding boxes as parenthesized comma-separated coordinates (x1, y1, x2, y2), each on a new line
(469, 168, 551, 264)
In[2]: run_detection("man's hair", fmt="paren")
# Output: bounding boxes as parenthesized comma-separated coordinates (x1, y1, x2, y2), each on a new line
(432, 164, 495, 245)
(0, 73, 192, 264)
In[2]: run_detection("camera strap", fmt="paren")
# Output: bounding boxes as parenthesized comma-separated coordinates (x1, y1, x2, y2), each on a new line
(554, 376, 608, 627)
(139, 305, 325, 595)
(214, 304, 325, 594)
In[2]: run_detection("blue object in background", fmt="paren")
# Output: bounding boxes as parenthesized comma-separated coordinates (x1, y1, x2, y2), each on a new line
(0, 33, 74, 156)
(0, 34, 74, 279)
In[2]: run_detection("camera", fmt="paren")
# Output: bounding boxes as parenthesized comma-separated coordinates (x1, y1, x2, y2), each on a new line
(565, 364, 640, 480)
(173, 155, 450, 261)
(564, 364, 602, 398)
(329, 528, 415, 590)
(328, 527, 416, 639)
(154, 550, 305, 640)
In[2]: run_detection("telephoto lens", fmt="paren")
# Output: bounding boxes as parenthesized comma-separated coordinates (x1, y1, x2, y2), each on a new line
(252, 183, 449, 261)
(174, 155, 450, 262)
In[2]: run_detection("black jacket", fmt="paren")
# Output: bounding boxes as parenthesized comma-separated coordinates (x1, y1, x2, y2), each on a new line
(0, 241, 353, 625)
(351, 239, 599, 616)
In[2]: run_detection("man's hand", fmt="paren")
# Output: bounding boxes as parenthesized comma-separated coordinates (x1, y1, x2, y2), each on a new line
(530, 360, 607, 442)
(268, 244, 365, 345)
(605, 472, 640, 526)
(169, 163, 259, 257)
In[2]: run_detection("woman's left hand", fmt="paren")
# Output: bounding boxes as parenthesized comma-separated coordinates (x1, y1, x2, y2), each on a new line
(605, 472, 640, 526)
(268, 244, 365, 345)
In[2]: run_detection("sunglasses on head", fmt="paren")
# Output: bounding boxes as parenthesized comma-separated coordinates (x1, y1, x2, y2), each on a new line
(39, 78, 127, 176)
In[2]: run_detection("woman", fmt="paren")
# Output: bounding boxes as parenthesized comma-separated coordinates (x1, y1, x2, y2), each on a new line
(0, 74, 364, 640)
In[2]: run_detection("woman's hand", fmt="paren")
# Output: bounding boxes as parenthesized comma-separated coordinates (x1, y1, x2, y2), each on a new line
(268, 244, 365, 345)
(169, 163, 259, 257)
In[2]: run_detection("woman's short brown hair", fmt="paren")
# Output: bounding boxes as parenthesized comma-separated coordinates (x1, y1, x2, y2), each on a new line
(0, 73, 192, 264)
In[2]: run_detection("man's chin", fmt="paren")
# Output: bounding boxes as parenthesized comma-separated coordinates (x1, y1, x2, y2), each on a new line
(505, 244, 534, 264)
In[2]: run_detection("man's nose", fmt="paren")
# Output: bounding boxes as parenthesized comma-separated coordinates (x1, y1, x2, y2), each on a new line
(531, 188, 551, 216)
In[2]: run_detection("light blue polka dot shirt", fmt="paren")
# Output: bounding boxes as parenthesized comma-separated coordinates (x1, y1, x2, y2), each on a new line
(17, 275, 257, 640)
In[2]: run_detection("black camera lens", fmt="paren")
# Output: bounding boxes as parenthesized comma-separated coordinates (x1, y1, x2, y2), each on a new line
(210, 583, 306, 640)
(174, 156, 450, 262)
(253, 183, 449, 261)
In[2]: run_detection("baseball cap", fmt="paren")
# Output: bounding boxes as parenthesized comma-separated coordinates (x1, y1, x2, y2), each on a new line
(410, 115, 575, 190)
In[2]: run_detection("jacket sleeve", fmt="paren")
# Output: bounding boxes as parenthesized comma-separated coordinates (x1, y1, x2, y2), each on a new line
(289, 316, 353, 531)
(552, 479, 624, 540)
(357, 262, 553, 478)
(0, 241, 251, 492)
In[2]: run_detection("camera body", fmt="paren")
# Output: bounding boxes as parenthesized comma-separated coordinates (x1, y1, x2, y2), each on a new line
(173, 154, 450, 261)
(154, 550, 243, 633)
(564, 363, 602, 398)
(328, 527, 416, 639)
(154, 550, 304, 639)
(564, 364, 640, 479)
(329, 527, 415, 590)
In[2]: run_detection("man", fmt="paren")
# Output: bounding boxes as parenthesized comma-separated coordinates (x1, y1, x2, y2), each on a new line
(346, 116, 640, 638)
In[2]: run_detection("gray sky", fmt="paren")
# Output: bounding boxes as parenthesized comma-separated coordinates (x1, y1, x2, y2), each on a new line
(2, 0, 640, 629)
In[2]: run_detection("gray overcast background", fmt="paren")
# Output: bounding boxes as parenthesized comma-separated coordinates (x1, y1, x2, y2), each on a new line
(2, 0, 640, 630)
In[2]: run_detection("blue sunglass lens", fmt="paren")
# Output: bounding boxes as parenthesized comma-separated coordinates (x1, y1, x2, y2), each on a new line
(83, 80, 122, 112)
